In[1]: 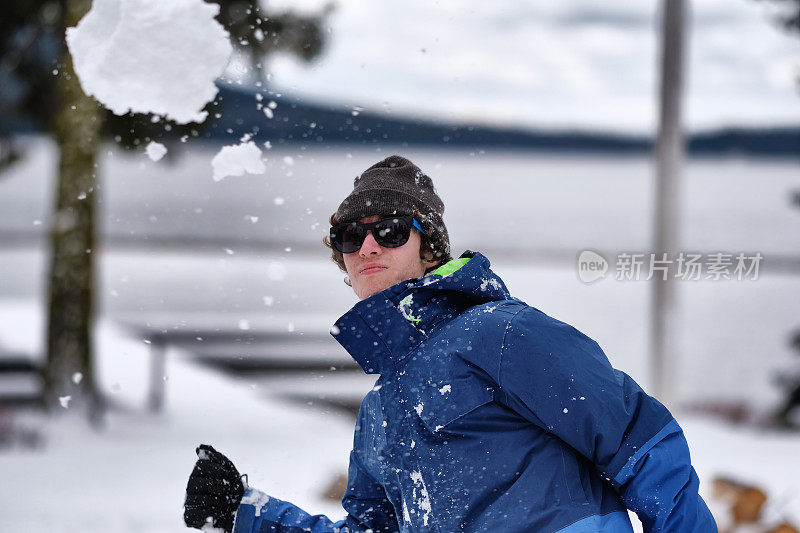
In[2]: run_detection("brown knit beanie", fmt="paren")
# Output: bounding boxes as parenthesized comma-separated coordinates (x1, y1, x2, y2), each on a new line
(335, 155, 450, 251)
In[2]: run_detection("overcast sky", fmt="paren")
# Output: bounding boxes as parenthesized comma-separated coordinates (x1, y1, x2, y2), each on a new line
(247, 0, 800, 134)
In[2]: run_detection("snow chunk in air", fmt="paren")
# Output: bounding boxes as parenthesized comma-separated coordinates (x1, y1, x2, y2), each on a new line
(66, 0, 233, 124)
(211, 141, 266, 182)
(145, 141, 167, 162)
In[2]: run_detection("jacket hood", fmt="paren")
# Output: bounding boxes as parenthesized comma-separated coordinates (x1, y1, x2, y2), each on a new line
(331, 251, 512, 374)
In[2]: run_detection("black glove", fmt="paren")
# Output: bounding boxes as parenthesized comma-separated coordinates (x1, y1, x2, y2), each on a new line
(184, 444, 246, 532)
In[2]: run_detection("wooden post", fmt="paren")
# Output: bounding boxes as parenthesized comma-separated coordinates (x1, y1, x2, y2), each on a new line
(148, 336, 167, 413)
(651, 0, 687, 407)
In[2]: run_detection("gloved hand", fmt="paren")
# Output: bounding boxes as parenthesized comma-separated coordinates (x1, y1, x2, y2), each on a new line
(184, 444, 246, 532)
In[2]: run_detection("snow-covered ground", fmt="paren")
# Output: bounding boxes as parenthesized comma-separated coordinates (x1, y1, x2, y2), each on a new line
(0, 301, 356, 532)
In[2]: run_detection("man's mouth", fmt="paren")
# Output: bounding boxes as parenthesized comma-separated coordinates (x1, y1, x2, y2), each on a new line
(359, 264, 388, 275)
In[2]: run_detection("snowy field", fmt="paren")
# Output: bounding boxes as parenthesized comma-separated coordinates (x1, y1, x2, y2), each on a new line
(0, 303, 356, 533)
(1, 139, 800, 531)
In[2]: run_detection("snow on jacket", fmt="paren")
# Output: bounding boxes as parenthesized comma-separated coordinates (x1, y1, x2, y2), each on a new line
(233, 251, 717, 533)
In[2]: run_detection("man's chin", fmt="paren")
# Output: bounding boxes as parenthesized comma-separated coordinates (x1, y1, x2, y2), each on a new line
(355, 275, 395, 300)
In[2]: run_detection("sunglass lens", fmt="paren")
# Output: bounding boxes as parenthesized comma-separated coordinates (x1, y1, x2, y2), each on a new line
(374, 218, 410, 248)
(338, 223, 366, 253)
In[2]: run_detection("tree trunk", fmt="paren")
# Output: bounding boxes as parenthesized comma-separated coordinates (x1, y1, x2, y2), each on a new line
(44, 0, 103, 422)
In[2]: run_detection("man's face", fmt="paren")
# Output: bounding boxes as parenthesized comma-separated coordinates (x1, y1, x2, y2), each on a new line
(343, 215, 435, 300)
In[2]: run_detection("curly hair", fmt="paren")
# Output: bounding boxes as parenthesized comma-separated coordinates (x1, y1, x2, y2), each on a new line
(322, 209, 453, 286)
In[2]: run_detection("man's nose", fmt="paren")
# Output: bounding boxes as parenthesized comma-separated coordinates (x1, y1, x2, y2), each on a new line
(359, 231, 382, 256)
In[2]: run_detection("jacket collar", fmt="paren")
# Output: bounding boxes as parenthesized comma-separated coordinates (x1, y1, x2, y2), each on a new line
(331, 251, 511, 374)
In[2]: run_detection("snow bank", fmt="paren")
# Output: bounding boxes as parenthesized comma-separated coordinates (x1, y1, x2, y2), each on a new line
(66, 0, 232, 124)
(211, 141, 266, 182)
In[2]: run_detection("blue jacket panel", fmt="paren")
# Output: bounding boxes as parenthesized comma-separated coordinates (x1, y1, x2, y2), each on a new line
(234, 251, 716, 533)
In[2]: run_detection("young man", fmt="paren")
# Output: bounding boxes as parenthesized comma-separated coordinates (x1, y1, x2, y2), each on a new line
(184, 156, 717, 532)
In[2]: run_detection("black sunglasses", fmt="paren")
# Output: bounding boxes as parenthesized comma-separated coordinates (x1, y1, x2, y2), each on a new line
(330, 216, 426, 253)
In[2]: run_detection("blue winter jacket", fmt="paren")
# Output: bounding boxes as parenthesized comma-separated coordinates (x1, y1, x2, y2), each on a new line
(233, 251, 716, 532)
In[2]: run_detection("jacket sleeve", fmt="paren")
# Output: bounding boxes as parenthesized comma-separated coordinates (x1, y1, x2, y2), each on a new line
(233, 450, 399, 533)
(496, 307, 716, 532)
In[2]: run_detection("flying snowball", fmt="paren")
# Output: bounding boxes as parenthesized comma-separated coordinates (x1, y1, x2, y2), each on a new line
(145, 141, 168, 162)
(211, 141, 266, 182)
(66, 0, 233, 124)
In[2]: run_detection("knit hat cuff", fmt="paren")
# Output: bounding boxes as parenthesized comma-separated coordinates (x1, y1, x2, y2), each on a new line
(336, 188, 431, 223)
